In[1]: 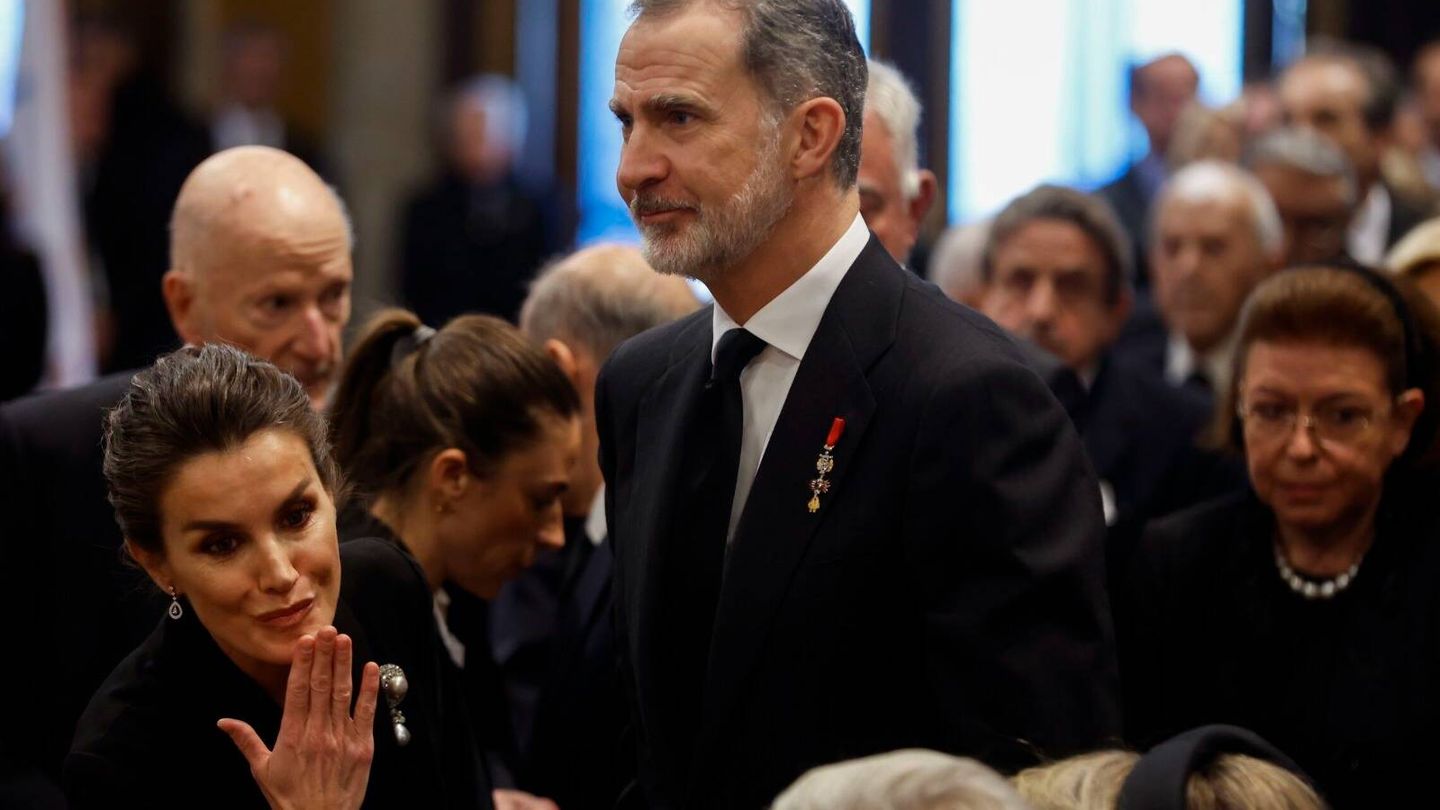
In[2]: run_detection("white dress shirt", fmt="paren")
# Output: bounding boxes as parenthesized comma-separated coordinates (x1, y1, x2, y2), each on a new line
(711, 213, 870, 542)
(1164, 330, 1236, 395)
(1347, 182, 1391, 266)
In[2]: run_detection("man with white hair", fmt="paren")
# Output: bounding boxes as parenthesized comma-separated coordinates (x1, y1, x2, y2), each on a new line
(1146, 160, 1284, 397)
(857, 60, 938, 265)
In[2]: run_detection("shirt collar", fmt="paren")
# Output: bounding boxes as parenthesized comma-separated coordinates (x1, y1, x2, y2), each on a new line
(1347, 182, 1391, 264)
(1165, 330, 1236, 392)
(712, 212, 870, 363)
(585, 486, 607, 547)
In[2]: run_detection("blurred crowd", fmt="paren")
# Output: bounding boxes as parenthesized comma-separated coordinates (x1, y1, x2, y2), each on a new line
(9, 3, 1440, 809)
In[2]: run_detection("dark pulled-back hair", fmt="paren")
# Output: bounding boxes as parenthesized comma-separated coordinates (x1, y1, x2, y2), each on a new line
(628, 0, 867, 188)
(982, 184, 1133, 306)
(1217, 264, 1440, 467)
(328, 309, 580, 501)
(103, 343, 341, 555)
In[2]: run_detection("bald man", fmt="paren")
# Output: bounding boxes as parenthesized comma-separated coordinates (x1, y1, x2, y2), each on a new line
(488, 245, 696, 808)
(0, 146, 352, 797)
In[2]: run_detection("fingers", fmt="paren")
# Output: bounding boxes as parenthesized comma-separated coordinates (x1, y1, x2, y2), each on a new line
(217, 718, 271, 773)
(353, 662, 380, 741)
(306, 626, 338, 736)
(276, 633, 316, 745)
(331, 632, 354, 730)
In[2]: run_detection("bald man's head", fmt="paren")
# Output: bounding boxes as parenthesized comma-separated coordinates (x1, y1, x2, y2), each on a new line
(163, 146, 353, 408)
(520, 244, 698, 516)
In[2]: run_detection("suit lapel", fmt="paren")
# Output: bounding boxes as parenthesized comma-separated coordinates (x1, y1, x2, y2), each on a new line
(695, 238, 901, 751)
(622, 316, 712, 710)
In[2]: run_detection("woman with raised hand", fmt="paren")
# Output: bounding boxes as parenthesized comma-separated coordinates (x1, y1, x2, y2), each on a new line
(65, 344, 491, 809)
(327, 308, 579, 804)
(1120, 264, 1440, 807)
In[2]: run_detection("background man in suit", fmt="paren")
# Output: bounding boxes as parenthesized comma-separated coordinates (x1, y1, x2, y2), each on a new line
(492, 245, 697, 808)
(599, 1, 1119, 807)
(1142, 161, 1283, 402)
(977, 185, 1240, 561)
(857, 59, 938, 267)
(1247, 126, 1358, 268)
(0, 146, 352, 801)
(1279, 42, 1433, 264)
(1098, 52, 1199, 291)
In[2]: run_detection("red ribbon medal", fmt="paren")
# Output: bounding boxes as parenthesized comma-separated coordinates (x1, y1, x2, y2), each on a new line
(807, 417, 846, 513)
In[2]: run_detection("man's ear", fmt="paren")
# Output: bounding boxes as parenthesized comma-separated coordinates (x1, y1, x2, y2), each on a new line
(162, 269, 202, 345)
(126, 539, 172, 594)
(908, 169, 938, 227)
(789, 97, 846, 182)
(1391, 388, 1426, 458)
(543, 338, 583, 390)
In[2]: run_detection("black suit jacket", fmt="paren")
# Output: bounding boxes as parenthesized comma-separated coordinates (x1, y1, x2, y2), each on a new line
(1096, 162, 1155, 291)
(1077, 354, 1245, 544)
(597, 236, 1121, 808)
(1386, 182, 1434, 250)
(0, 372, 162, 794)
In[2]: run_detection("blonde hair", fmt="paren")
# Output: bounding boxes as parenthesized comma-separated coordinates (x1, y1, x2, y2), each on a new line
(772, 749, 1032, 810)
(1386, 216, 1440, 280)
(1013, 751, 1326, 810)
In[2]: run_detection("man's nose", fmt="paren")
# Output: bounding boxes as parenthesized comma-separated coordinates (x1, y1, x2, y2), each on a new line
(292, 305, 333, 361)
(616, 125, 669, 198)
(1026, 279, 1058, 324)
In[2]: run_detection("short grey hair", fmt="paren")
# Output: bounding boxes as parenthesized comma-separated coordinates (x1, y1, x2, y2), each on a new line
(628, 0, 867, 188)
(929, 220, 992, 303)
(519, 244, 699, 359)
(771, 749, 1032, 810)
(983, 184, 1133, 305)
(865, 59, 924, 200)
(1245, 126, 1358, 205)
(1154, 160, 1284, 257)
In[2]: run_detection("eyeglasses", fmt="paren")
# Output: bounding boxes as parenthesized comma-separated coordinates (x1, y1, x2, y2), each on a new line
(1236, 399, 1391, 446)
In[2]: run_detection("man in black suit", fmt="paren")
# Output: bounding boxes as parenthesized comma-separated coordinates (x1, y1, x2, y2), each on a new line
(977, 185, 1242, 559)
(493, 245, 698, 808)
(599, 2, 1118, 807)
(0, 146, 352, 798)
(1279, 42, 1434, 264)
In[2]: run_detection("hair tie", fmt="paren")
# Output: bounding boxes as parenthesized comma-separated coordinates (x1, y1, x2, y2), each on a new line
(1329, 261, 1424, 391)
(389, 324, 437, 368)
(1117, 725, 1311, 810)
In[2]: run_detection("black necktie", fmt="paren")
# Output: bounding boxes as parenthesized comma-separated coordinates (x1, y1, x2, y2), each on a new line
(659, 327, 766, 759)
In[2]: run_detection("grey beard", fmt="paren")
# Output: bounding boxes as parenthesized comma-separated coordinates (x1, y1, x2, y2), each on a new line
(632, 136, 793, 285)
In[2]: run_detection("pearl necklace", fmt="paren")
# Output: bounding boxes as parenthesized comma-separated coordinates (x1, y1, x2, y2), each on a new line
(1273, 545, 1363, 600)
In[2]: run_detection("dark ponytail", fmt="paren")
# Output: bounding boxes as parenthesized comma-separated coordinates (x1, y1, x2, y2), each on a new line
(329, 308, 580, 503)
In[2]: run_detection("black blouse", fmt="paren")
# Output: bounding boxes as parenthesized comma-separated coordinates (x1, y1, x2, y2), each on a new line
(64, 537, 493, 809)
(1118, 485, 1440, 808)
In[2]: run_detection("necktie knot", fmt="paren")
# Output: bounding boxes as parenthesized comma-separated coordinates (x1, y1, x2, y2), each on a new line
(711, 328, 767, 384)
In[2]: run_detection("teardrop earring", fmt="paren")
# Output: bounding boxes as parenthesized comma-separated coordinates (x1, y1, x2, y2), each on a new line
(167, 586, 184, 620)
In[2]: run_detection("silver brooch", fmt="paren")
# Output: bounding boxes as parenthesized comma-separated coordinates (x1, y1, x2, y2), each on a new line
(378, 663, 410, 746)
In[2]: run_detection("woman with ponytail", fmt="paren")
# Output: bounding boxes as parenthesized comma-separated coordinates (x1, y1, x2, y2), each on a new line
(328, 308, 580, 797)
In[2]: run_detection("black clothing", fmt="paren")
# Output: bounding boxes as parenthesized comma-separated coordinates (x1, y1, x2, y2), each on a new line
(517, 529, 625, 809)
(64, 537, 492, 809)
(1120, 486, 1440, 808)
(597, 235, 1120, 808)
(337, 507, 519, 786)
(0, 372, 157, 794)
(67, 536, 492, 807)
(399, 172, 565, 326)
(0, 241, 46, 401)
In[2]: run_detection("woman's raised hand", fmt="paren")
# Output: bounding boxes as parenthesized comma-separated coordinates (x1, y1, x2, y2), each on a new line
(218, 626, 381, 810)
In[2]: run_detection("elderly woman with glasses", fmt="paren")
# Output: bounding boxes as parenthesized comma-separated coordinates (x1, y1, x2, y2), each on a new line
(1118, 264, 1440, 808)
